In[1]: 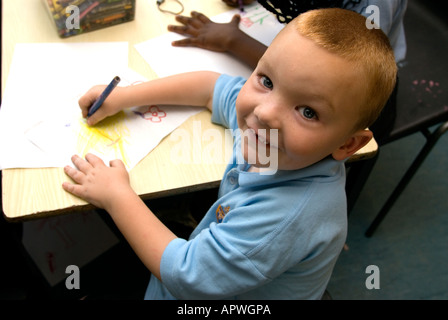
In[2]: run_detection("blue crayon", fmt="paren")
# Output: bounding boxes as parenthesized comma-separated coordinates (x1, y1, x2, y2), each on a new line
(87, 76, 121, 117)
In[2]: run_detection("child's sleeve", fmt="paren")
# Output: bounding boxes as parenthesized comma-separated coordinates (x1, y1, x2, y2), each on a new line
(211, 74, 246, 131)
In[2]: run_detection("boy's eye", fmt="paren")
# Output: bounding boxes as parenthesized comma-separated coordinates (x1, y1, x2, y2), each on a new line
(261, 76, 273, 89)
(297, 106, 317, 120)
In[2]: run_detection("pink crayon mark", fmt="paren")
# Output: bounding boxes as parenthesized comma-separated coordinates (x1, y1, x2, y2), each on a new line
(134, 105, 167, 123)
(47, 252, 55, 273)
(240, 17, 253, 28)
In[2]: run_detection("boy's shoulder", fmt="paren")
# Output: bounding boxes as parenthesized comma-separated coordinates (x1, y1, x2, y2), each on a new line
(212, 74, 247, 130)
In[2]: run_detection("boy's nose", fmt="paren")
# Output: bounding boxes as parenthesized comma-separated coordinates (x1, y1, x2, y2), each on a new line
(253, 102, 281, 129)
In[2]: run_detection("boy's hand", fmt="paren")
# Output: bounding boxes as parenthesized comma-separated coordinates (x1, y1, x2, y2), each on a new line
(79, 85, 125, 126)
(62, 154, 134, 211)
(168, 11, 241, 53)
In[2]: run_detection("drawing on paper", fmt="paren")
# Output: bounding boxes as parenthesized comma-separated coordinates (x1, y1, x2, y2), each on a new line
(75, 111, 131, 167)
(134, 105, 167, 123)
(240, 5, 271, 28)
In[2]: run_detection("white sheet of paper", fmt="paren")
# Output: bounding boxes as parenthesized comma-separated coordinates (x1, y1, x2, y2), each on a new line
(0, 42, 128, 169)
(22, 210, 120, 287)
(0, 43, 202, 170)
(135, 3, 284, 79)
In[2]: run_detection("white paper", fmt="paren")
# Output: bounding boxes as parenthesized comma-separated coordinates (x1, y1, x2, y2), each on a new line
(135, 3, 284, 79)
(0, 43, 202, 170)
(0, 42, 127, 169)
(22, 211, 120, 286)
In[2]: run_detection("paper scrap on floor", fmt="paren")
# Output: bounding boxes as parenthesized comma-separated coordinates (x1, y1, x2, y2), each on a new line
(22, 210, 120, 287)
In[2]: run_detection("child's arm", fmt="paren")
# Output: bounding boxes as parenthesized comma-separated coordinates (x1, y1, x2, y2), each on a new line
(62, 154, 173, 280)
(80, 71, 221, 125)
(168, 12, 267, 70)
(63, 71, 221, 279)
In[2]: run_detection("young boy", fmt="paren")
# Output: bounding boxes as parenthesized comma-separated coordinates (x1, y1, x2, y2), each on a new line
(168, 0, 407, 144)
(62, 8, 397, 299)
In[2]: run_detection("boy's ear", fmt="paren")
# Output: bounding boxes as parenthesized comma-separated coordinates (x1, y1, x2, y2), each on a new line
(332, 129, 373, 161)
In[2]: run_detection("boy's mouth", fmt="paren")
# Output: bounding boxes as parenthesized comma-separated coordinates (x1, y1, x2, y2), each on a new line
(246, 127, 273, 148)
(256, 132, 269, 145)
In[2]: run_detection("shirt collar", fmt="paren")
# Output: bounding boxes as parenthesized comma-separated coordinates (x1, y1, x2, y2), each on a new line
(237, 157, 345, 187)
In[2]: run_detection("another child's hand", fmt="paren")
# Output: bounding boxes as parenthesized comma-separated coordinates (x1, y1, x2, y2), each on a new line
(62, 154, 134, 211)
(168, 11, 241, 53)
(79, 85, 125, 126)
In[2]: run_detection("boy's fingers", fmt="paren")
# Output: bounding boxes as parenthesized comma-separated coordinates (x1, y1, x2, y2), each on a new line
(62, 181, 73, 192)
(62, 181, 79, 194)
(86, 104, 114, 125)
(71, 154, 92, 171)
(62, 181, 89, 202)
(79, 85, 107, 121)
(110, 159, 125, 169)
(86, 106, 107, 126)
(86, 113, 101, 126)
(63, 165, 84, 184)
(85, 153, 106, 167)
(78, 88, 99, 115)
(78, 96, 93, 118)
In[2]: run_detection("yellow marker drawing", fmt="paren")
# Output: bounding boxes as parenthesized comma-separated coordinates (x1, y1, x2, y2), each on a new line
(76, 111, 131, 168)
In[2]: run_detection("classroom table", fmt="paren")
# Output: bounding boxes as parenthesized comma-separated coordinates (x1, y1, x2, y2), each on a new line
(1, 0, 377, 221)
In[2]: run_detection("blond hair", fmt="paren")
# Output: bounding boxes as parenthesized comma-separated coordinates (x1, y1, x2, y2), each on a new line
(291, 8, 397, 130)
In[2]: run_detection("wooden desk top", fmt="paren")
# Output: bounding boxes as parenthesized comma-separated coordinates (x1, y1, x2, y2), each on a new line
(1, 0, 377, 221)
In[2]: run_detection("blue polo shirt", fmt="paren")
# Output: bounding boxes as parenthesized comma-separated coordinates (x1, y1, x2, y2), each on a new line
(144, 75, 347, 300)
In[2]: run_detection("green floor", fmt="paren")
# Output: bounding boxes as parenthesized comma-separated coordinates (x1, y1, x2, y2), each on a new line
(327, 129, 448, 299)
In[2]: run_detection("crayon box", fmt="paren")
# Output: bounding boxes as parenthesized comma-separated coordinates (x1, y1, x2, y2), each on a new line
(44, 0, 136, 38)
